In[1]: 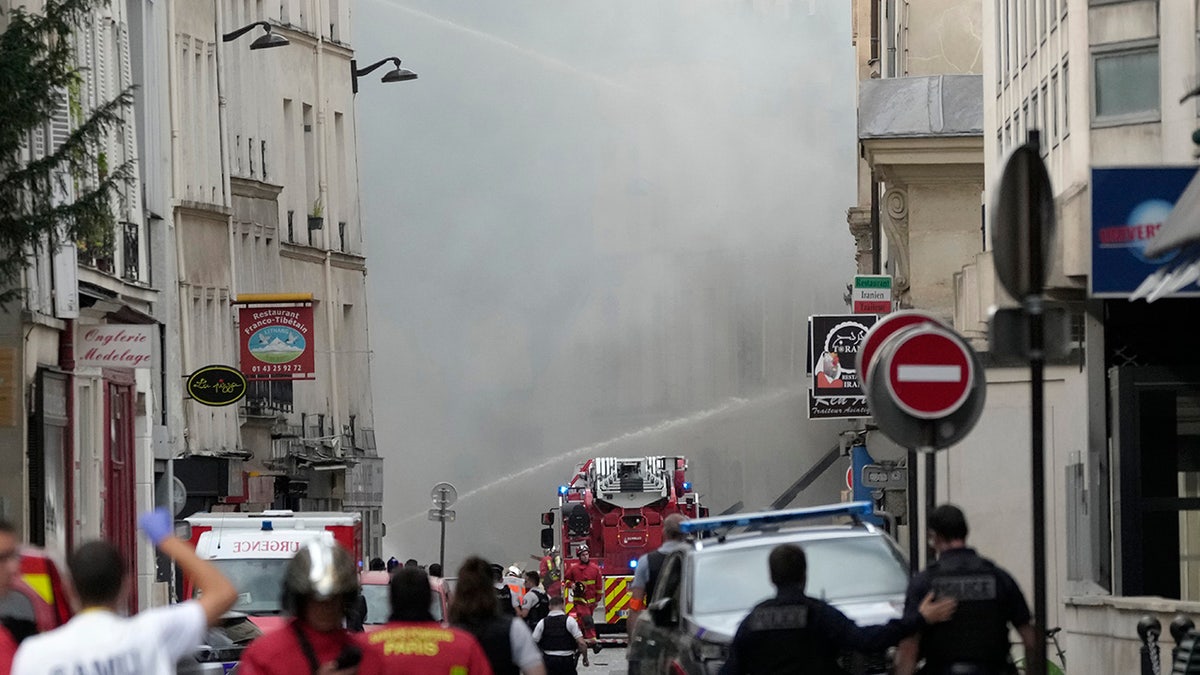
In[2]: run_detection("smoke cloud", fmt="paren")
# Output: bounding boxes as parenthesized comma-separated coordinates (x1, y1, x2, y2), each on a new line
(356, 0, 858, 568)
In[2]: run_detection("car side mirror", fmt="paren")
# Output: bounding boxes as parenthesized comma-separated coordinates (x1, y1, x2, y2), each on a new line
(540, 527, 554, 550)
(648, 596, 678, 627)
(541, 511, 555, 526)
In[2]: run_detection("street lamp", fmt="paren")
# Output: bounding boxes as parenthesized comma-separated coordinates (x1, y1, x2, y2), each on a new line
(222, 21, 289, 50)
(351, 57, 417, 94)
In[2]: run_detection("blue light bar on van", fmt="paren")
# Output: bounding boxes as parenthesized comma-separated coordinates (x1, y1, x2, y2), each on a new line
(678, 501, 873, 535)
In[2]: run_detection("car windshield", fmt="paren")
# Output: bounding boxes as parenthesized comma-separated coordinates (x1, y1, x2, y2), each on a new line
(692, 535, 908, 615)
(362, 584, 444, 624)
(211, 559, 289, 614)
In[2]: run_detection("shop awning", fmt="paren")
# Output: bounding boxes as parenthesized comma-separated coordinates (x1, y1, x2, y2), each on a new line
(1131, 170, 1200, 301)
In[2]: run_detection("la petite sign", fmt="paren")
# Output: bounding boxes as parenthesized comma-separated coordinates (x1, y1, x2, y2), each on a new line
(76, 325, 155, 369)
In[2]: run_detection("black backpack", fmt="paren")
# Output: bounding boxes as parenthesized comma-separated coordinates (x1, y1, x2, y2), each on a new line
(525, 589, 550, 630)
(496, 584, 516, 616)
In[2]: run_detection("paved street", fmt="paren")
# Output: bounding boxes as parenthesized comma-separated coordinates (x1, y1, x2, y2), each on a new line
(582, 646, 627, 675)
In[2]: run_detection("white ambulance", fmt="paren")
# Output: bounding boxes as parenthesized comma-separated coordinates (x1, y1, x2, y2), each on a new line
(183, 510, 362, 629)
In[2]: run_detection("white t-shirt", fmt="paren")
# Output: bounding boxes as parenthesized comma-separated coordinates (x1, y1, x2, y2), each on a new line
(508, 616, 545, 671)
(12, 601, 206, 675)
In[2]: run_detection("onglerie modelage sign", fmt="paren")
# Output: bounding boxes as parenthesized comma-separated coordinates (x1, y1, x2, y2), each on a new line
(239, 305, 316, 380)
(75, 325, 155, 369)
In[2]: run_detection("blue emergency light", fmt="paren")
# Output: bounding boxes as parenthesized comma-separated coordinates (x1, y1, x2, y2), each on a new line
(678, 501, 873, 535)
(629, 559, 638, 569)
(682, 482, 691, 491)
(558, 485, 569, 496)
(261, 521, 273, 531)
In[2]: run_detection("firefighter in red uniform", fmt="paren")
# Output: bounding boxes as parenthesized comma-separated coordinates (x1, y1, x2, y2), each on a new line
(563, 544, 602, 654)
(539, 547, 562, 599)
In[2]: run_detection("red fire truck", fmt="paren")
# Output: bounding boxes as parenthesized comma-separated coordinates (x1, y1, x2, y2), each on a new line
(183, 510, 362, 630)
(540, 456, 706, 639)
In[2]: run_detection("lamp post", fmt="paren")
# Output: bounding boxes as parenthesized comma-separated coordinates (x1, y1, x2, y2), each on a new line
(351, 57, 418, 94)
(222, 21, 289, 50)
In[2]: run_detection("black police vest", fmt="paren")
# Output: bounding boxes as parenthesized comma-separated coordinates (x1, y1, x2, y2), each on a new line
(496, 584, 516, 616)
(921, 553, 1011, 667)
(525, 589, 550, 630)
(742, 600, 839, 673)
(538, 614, 578, 653)
(644, 550, 666, 600)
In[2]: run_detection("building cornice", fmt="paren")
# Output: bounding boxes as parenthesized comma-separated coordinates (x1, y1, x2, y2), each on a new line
(230, 177, 284, 201)
(176, 201, 232, 221)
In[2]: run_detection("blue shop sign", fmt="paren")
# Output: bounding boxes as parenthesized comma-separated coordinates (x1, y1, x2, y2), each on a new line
(1091, 167, 1199, 298)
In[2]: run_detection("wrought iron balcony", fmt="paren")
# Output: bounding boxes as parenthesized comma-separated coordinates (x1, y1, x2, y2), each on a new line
(243, 379, 294, 415)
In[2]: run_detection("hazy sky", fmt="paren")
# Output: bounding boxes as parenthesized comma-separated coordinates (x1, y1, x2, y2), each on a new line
(354, 0, 857, 566)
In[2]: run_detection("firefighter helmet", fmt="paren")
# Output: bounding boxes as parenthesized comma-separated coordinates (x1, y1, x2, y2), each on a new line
(282, 539, 358, 615)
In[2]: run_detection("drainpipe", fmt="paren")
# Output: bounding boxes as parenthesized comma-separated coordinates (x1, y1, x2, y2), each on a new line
(166, 0, 192, 449)
(214, 0, 240, 456)
(214, 0, 238, 299)
(312, 2, 341, 434)
(870, 169, 881, 275)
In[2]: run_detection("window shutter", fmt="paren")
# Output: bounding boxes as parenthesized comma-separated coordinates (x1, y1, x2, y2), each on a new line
(119, 21, 141, 223)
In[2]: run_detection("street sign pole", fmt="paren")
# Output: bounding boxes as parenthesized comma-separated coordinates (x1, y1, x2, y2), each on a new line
(430, 482, 458, 576)
(1027, 131, 1049, 675)
(992, 130, 1055, 675)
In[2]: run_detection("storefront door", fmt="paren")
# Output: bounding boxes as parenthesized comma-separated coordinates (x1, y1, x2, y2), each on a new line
(1110, 366, 1200, 600)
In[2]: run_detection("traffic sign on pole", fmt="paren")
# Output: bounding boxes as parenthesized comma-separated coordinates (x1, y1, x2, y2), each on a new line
(857, 310, 945, 388)
(864, 323, 986, 451)
(883, 325, 974, 420)
(428, 508, 456, 522)
(431, 482, 458, 507)
(861, 464, 907, 489)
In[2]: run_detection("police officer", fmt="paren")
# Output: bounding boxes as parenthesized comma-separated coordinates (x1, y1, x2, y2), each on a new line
(629, 513, 689, 628)
(532, 595, 589, 675)
(720, 543, 955, 675)
(894, 504, 1037, 675)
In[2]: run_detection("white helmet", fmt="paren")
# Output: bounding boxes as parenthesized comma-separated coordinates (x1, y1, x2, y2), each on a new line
(507, 564, 523, 577)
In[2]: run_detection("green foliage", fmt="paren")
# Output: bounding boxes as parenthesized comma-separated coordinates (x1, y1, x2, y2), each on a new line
(0, 0, 136, 305)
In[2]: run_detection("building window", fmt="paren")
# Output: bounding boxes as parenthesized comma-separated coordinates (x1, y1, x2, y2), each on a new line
(1063, 59, 1070, 137)
(1051, 71, 1060, 144)
(996, 0, 1004, 86)
(998, 0, 1008, 81)
(1031, 91, 1040, 134)
(1041, 82, 1050, 153)
(1093, 46, 1160, 121)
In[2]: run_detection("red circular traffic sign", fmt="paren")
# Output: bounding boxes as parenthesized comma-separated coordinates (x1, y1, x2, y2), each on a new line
(858, 310, 944, 388)
(883, 326, 974, 420)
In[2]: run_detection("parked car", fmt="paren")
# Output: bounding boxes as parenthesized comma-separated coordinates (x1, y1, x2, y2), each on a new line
(627, 502, 910, 675)
(359, 570, 450, 631)
(0, 548, 73, 643)
(176, 611, 262, 674)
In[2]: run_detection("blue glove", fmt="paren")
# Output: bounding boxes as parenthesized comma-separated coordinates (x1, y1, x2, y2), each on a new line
(138, 507, 174, 547)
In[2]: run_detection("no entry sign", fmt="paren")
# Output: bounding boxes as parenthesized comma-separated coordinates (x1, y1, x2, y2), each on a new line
(883, 325, 974, 420)
(858, 310, 944, 388)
